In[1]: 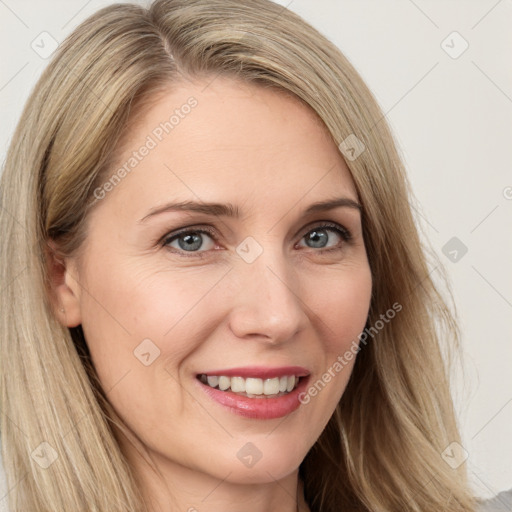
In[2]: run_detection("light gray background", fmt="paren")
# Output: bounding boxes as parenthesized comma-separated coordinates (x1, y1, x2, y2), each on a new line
(0, 0, 511, 501)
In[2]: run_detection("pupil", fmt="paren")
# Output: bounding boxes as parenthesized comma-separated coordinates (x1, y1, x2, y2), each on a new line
(308, 229, 327, 248)
(179, 233, 202, 251)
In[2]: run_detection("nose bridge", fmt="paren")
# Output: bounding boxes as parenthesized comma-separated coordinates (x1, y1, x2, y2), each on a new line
(228, 237, 308, 342)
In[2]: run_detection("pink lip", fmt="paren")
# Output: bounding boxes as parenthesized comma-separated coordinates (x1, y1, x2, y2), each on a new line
(196, 371, 311, 420)
(198, 366, 310, 379)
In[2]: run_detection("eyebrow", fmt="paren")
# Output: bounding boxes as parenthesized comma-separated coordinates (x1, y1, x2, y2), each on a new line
(139, 196, 362, 223)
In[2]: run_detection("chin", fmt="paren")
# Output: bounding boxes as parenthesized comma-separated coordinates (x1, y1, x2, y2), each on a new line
(209, 444, 306, 484)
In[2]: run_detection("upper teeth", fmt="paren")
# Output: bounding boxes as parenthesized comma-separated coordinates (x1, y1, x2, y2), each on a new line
(200, 375, 298, 395)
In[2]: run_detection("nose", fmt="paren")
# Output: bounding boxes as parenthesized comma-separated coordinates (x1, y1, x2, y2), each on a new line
(227, 244, 309, 345)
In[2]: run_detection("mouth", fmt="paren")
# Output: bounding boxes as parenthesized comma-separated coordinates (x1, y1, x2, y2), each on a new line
(195, 365, 311, 419)
(196, 373, 303, 399)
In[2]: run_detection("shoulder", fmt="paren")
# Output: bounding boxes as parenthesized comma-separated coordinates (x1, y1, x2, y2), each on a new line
(477, 489, 512, 511)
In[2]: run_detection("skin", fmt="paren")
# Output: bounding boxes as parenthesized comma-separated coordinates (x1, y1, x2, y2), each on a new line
(50, 76, 372, 512)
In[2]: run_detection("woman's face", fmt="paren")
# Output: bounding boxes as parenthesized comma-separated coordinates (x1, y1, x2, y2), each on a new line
(58, 77, 372, 488)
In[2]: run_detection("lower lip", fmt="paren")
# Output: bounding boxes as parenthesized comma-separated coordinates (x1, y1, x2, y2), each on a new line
(196, 376, 310, 419)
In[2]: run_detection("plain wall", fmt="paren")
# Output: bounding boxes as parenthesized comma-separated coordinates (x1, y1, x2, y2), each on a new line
(0, 0, 511, 501)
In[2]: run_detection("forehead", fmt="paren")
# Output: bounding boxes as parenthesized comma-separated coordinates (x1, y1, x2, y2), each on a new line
(96, 76, 358, 218)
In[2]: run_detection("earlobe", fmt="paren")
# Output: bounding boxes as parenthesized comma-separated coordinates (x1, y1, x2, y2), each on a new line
(45, 240, 82, 328)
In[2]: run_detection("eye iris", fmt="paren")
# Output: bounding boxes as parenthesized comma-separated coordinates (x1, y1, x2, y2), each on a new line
(178, 233, 203, 251)
(307, 229, 328, 248)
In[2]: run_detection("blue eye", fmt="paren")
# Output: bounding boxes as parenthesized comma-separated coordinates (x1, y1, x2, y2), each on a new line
(162, 222, 351, 258)
(298, 223, 351, 251)
(163, 228, 217, 255)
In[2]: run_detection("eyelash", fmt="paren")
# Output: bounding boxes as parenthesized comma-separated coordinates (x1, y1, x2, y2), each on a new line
(160, 221, 352, 259)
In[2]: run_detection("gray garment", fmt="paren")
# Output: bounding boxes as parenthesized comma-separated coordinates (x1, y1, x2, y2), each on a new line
(478, 489, 512, 511)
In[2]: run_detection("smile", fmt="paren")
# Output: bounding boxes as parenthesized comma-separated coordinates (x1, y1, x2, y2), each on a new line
(197, 374, 300, 398)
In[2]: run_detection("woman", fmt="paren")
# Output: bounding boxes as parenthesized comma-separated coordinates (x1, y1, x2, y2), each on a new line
(0, 0, 492, 510)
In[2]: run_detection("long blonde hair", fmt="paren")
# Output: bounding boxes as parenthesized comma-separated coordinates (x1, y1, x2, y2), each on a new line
(0, 0, 476, 510)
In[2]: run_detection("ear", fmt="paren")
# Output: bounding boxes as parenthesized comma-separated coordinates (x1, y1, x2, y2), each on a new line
(45, 240, 82, 328)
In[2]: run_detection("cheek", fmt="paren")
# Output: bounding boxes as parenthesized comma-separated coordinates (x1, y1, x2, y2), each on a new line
(77, 259, 230, 397)
(299, 265, 372, 413)
(312, 264, 372, 351)
(80, 254, 216, 337)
